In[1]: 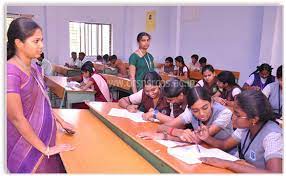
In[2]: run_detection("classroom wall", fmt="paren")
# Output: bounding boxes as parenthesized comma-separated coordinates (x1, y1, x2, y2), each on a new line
(7, 6, 282, 85)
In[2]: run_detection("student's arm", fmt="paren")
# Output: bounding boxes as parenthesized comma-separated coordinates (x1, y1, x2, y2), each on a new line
(200, 157, 282, 173)
(129, 65, 137, 93)
(7, 93, 74, 156)
(182, 71, 189, 80)
(137, 131, 185, 142)
(212, 91, 221, 97)
(80, 80, 93, 90)
(142, 109, 175, 123)
(118, 90, 142, 112)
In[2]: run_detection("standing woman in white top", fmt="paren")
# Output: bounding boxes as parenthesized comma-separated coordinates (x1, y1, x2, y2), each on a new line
(197, 90, 282, 173)
(173, 56, 189, 80)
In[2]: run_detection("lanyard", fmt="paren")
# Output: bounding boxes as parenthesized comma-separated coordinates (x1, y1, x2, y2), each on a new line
(239, 121, 267, 159)
(139, 50, 152, 71)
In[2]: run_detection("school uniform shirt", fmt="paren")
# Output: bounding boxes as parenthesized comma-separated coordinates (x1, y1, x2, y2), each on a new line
(231, 121, 282, 169)
(179, 102, 234, 140)
(220, 85, 242, 101)
(81, 57, 89, 65)
(128, 89, 171, 115)
(89, 73, 111, 102)
(38, 59, 53, 76)
(174, 66, 188, 76)
(75, 59, 83, 68)
(263, 81, 283, 116)
(245, 73, 275, 90)
(162, 65, 175, 74)
(189, 62, 200, 71)
(196, 77, 219, 96)
(68, 57, 76, 66)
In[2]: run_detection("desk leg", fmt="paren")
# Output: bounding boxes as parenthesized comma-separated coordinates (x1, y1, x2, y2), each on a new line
(60, 91, 67, 109)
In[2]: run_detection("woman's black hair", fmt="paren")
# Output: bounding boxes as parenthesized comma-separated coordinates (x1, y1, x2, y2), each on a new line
(137, 32, 151, 42)
(109, 55, 117, 61)
(7, 17, 41, 60)
(165, 57, 173, 63)
(103, 54, 109, 62)
(187, 87, 212, 107)
(277, 65, 282, 79)
(81, 61, 95, 75)
(163, 78, 190, 98)
(249, 63, 273, 77)
(217, 71, 236, 85)
(201, 64, 215, 74)
(142, 71, 162, 87)
(236, 90, 275, 122)
(97, 55, 103, 61)
(175, 56, 187, 67)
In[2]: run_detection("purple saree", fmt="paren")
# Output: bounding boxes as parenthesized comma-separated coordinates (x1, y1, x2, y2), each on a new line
(7, 63, 65, 173)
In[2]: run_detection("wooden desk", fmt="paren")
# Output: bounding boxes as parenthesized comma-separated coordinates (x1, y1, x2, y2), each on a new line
(101, 74, 132, 93)
(86, 102, 235, 173)
(54, 109, 158, 173)
(53, 64, 81, 77)
(45, 76, 96, 108)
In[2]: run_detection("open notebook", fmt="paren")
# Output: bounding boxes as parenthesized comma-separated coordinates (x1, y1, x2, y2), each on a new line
(168, 145, 239, 165)
(108, 108, 159, 123)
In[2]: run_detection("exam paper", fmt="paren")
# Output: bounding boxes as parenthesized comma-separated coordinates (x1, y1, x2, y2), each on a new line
(108, 108, 148, 122)
(155, 140, 189, 148)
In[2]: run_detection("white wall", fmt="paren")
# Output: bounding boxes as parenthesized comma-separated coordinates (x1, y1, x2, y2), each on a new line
(7, 6, 282, 85)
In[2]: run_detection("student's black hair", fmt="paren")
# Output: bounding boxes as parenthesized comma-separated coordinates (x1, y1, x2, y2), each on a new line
(103, 54, 109, 62)
(187, 86, 212, 107)
(277, 65, 282, 79)
(249, 63, 273, 77)
(71, 51, 76, 55)
(201, 64, 215, 74)
(7, 17, 41, 60)
(97, 55, 103, 61)
(81, 61, 95, 75)
(199, 57, 207, 64)
(191, 54, 199, 61)
(79, 52, 86, 57)
(217, 71, 236, 85)
(163, 78, 190, 98)
(109, 55, 117, 61)
(236, 90, 275, 122)
(175, 56, 187, 67)
(137, 32, 151, 42)
(142, 71, 162, 87)
(165, 57, 173, 63)
(40, 52, 44, 59)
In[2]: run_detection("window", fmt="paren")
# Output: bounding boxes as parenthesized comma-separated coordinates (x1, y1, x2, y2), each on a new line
(69, 21, 112, 56)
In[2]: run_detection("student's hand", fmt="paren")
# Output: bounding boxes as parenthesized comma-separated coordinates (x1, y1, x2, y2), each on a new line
(67, 77, 72, 82)
(126, 105, 139, 113)
(137, 132, 164, 140)
(199, 157, 231, 169)
(60, 121, 76, 135)
(80, 82, 86, 86)
(179, 129, 200, 143)
(213, 97, 226, 105)
(142, 108, 154, 121)
(195, 124, 210, 141)
(45, 144, 75, 157)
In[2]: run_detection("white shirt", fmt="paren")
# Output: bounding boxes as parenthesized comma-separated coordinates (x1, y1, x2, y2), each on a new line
(196, 79, 205, 87)
(128, 89, 143, 105)
(68, 57, 76, 66)
(174, 66, 188, 73)
(245, 74, 267, 86)
(75, 59, 83, 68)
(232, 87, 242, 97)
(40, 59, 53, 76)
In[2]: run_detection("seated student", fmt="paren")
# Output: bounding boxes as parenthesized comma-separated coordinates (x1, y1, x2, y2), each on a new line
(173, 56, 189, 80)
(263, 65, 283, 119)
(74, 61, 111, 103)
(195, 64, 219, 96)
(108, 55, 128, 77)
(197, 90, 282, 173)
(243, 63, 275, 91)
(36, 52, 53, 76)
(189, 54, 200, 71)
(213, 71, 242, 107)
(160, 57, 175, 74)
(75, 52, 86, 68)
(142, 78, 189, 123)
(67, 61, 94, 86)
(199, 57, 207, 71)
(138, 86, 235, 154)
(95, 55, 103, 64)
(118, 71, 171, 116)
(103, 54, 109, 64)
(65, 51, 77, 67)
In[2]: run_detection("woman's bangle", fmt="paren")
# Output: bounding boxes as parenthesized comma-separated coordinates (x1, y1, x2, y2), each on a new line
(168, 127, 175, 136)
(45, 146, 50, 158)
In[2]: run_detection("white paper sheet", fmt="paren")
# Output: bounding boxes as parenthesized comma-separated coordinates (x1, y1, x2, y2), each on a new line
(155, 140, 189, 148)
(108, 108, 148, 122)
(168, 145, 239, 165)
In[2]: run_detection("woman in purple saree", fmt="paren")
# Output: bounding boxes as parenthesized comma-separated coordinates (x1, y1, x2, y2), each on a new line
(7, 17, 75, 173)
